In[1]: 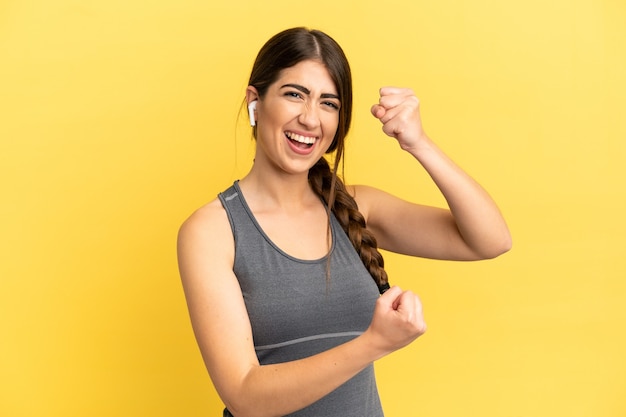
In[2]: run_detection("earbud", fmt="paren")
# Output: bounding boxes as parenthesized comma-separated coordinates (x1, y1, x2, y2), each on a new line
(248, 101, 257, 126)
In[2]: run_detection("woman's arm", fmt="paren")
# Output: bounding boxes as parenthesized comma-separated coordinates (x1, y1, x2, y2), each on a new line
(355, 87, 511, 261)
(177, 200, 426, 417)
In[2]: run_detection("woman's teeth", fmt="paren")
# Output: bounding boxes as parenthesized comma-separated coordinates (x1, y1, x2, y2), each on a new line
(286, 132, 316, 145)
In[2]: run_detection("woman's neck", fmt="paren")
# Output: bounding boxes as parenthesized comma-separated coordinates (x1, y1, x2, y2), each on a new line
(238, 168, 319, 214)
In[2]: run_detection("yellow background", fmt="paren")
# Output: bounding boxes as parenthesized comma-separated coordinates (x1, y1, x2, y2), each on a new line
(2, 0, 625, 416)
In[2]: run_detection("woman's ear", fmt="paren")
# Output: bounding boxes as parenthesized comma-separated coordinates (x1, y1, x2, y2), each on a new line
(246, 86, 259, 105)
(246, 86, 260, 127)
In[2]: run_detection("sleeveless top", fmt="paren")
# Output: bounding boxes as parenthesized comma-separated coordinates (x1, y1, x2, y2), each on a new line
(218, 181, 384, 417)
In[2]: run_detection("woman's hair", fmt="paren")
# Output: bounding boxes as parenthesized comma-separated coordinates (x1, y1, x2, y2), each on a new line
(248, 27, 389, 293)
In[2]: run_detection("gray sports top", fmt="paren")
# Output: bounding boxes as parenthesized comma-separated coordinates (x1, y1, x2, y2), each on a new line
(219, 181, 384, 417)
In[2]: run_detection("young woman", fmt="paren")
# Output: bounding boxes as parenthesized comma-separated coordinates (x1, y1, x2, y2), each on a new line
(178, 27, 511, 417)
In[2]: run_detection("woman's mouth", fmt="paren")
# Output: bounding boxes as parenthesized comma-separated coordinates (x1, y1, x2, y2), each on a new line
(285, 131, 317, 148)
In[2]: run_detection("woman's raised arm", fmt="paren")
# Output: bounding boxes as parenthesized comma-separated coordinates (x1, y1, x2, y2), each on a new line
(354, 87, 511, 261)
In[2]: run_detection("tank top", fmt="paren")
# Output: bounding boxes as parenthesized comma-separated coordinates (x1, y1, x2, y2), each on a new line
(218, 181, 384, 417)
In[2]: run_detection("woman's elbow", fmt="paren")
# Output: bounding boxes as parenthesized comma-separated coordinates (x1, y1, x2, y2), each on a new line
(479, 232, 512, 259)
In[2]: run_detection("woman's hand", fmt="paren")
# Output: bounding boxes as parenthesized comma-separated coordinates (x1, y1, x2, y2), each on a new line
(371, 87, 428, 153)
(365, 285, 427, 356)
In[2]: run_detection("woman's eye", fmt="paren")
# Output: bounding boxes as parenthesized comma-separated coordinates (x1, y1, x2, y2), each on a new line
(286, 91, 302, 99)
(324, 101, 340, 110)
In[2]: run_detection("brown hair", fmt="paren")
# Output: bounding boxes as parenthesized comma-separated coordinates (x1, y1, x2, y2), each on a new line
(248, 27, 389, 293)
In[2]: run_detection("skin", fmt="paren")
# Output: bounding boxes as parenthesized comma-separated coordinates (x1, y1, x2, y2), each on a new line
(177, 60, 511, 417)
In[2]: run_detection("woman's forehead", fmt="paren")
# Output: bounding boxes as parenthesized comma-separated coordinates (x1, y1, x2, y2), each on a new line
(274, 60, 337, 94)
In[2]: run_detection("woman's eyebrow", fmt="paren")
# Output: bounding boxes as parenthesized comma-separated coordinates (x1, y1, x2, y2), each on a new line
(281, 83, 340, 100)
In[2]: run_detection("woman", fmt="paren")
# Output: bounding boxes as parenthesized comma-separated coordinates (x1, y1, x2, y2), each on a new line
(178, 27, 511, 417)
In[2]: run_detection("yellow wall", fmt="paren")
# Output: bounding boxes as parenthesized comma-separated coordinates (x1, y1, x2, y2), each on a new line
(1, 0, 624, 416)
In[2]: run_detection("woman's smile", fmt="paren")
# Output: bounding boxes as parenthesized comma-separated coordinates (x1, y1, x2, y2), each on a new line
(285, 131, 317, 146)
(285, 131, 319, 155)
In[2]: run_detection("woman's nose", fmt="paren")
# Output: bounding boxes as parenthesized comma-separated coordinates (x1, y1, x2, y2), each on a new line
(298, 102, 321, 128)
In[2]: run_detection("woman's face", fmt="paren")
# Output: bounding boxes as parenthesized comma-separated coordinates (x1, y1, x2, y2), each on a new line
(249, 59, 341, 176)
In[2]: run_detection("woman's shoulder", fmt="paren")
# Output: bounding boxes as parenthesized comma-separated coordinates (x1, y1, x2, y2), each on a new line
(178, 197, 232, 250)
(346, 184, 381, 196)
(345, 184, 387, 219)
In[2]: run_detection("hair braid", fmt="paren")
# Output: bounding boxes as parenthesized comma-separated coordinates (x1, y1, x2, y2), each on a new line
(309, 158, 390, 294)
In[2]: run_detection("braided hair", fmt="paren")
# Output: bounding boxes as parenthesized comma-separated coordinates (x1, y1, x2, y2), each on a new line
(308, 158, 390, 293)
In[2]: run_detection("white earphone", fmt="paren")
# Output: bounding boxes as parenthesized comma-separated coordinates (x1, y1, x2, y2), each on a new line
(248, 101, 257, 126)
